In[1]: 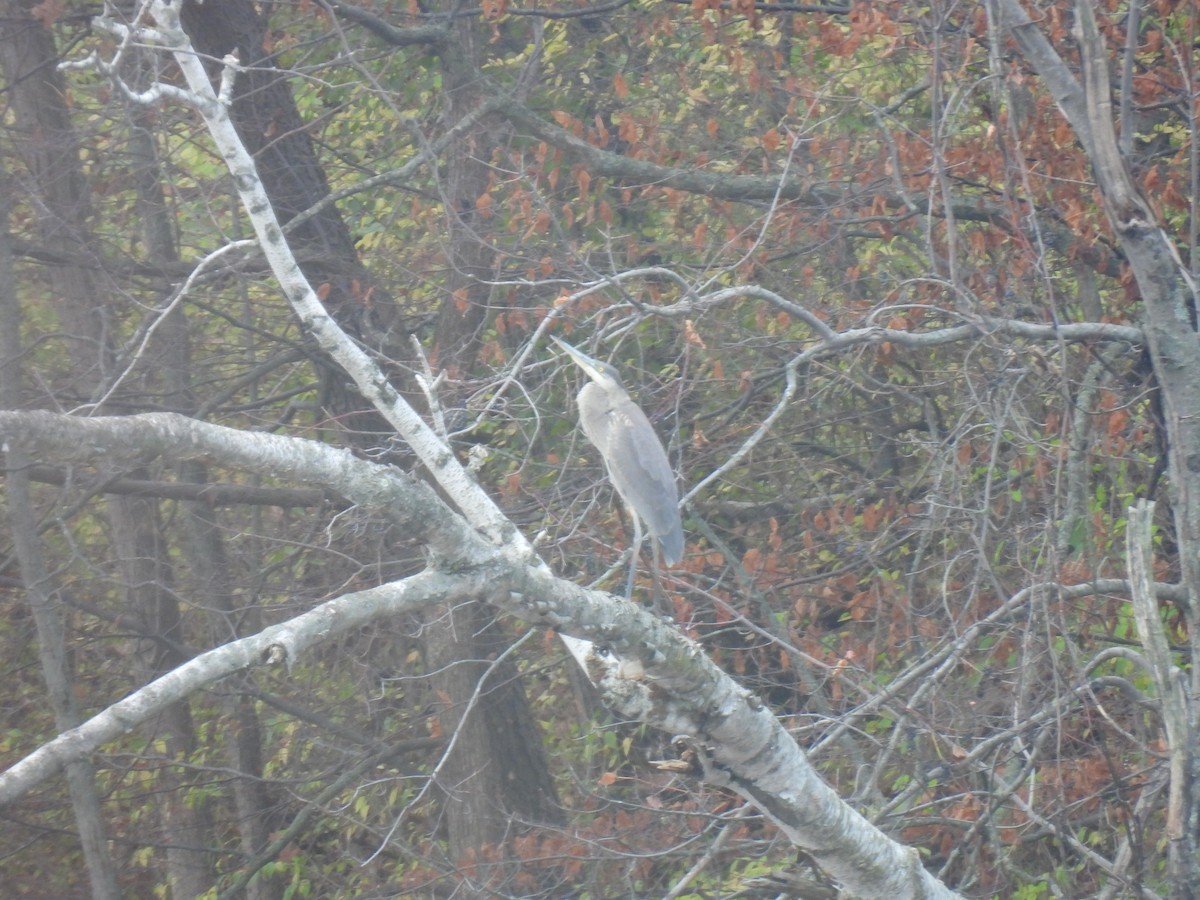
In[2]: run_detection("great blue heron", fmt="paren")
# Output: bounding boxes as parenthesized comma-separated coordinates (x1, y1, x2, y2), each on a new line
(550, 336, 684, 584)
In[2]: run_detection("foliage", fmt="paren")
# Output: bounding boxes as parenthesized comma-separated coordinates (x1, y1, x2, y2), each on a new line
(2, 0, 1197, 896)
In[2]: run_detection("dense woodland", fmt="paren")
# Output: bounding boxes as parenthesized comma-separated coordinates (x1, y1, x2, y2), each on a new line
(2, 0, 1200, 897)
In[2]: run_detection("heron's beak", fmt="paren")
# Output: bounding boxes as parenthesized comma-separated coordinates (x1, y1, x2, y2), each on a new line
(550, 335, 607, 382)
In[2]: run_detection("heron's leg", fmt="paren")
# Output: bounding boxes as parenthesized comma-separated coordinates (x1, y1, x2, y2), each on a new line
(648, 539, 670, 616)
(624, 505, 644, 600)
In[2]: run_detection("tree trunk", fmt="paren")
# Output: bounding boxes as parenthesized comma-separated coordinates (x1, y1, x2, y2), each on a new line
(431, 10, 500, 375)
(107, 496, 217, 899)
(179, 1, 563, 886)
(0, 8, 122, 896)
(180, 0, 415, 411)
(1073, 10, 1200, 894)
(424, 602, 563, 877)
(131, 72, 283, 899)
(421, 8, 564, 882)
(177, 494, 281, 900)
(0, 7, 221, 894)
(0, 167, 122, 900)
(1000, 2, 1200, 893)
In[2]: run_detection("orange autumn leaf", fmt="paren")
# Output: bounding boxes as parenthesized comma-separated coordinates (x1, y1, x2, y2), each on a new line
(453, 286, 470, 315)
(30, 0, 65, 26)
(1107, 408, 1129, 437)
(551, 110, 582, 132)
(742, 547, 763, 571)
(862, 502, 882, 531)
(683, 318, 707, 349)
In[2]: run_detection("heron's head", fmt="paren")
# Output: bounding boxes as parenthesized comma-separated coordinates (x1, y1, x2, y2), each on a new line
(550, 335, 624, 391)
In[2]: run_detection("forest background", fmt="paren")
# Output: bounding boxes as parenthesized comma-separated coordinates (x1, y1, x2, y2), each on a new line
(2, 0, 1199, 898)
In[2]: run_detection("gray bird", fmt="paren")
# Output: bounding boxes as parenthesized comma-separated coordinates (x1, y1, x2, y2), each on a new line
(551, 336, 684, 576)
